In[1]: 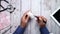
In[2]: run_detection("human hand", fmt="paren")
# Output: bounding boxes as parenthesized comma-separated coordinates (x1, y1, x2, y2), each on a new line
(20, 11, 30, 28)
(36, 16, 47, 28)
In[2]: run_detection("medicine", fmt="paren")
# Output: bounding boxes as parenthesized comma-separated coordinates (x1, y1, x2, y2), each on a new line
(27, 12, 37, 20)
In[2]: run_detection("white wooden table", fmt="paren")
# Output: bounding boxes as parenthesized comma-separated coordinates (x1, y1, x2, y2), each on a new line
(0, 0, 60, 34)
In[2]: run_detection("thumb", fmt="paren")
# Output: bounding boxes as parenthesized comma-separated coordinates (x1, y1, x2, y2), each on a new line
(39, 17, 43, 22)
(25, 15, 30, 22)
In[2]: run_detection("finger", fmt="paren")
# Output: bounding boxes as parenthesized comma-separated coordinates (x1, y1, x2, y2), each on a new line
(24, 10, 31, 15)
(23, 10, 30, 19)
(35, 16, 41, 20)
(23, 10, 30, 15)
(26, 15, 30, 20)
(39, 17, 43, 22)
(42, 16, 47, 22)
(35, 16, 43, 23)
(36, 16, 42, 21)
(25, 15, 30, 23)
(23, 11, 28, 17)
(38, 17, 43, 23)
(41, 16, 47, 23)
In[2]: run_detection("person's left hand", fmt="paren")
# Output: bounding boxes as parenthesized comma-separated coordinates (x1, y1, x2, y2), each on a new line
(20, 11, 30, 28)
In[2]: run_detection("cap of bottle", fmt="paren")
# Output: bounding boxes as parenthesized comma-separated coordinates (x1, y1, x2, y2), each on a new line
(27, 11, 37, 20)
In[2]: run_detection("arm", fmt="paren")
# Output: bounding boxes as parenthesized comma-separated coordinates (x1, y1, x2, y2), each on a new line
(13, 26, 25, 34)
(40, 27, 49, 34)
(36, 16, 49, 34)
(13, 11, 30, 34)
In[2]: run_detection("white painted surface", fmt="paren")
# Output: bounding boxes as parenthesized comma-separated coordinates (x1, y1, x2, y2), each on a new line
(0, 0, 60, 34)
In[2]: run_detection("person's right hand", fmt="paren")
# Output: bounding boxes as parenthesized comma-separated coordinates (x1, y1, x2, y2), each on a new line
(36, 16, 47, 28)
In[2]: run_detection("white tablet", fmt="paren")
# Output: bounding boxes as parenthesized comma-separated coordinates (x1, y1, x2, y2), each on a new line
(50, 7, 60, 26)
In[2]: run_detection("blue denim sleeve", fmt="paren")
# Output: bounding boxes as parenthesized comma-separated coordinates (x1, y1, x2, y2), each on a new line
(40, 27, 49, 34)
(13, 26, 25, 34)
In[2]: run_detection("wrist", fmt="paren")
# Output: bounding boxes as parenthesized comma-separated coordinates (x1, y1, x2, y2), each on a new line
(20, 22, 27, 28)
(39, 23, 46, 28)
(20, 24, 25, 28)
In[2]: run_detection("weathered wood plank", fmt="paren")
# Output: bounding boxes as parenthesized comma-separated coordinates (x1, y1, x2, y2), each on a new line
(0, 0, 60, 34)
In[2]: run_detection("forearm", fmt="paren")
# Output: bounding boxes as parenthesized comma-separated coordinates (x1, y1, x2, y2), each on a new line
(40, 27, 49, 34)
(13, 26, 25, 34)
